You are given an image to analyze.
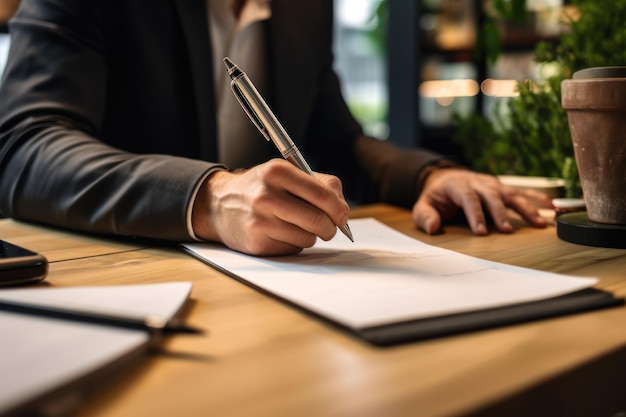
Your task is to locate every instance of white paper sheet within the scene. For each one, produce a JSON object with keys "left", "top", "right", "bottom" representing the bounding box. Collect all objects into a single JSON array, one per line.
[
  {"left": 0, "top": 282, "right": 193, "bottom": 416},
  {"left": 183, "top": 218, "right": 596, "bottom": 329}
]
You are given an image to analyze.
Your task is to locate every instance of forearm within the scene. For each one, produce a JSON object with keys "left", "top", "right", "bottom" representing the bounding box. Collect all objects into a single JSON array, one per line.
[
  {"left": 0, "top": 116, "right": 219, "bottom": 241},
  {"left": 354, "top": 135, "right": 452, "bottom": 207}
]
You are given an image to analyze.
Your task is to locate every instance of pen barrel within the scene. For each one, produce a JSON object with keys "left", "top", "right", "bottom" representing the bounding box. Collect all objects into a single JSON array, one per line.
[
  {"left": 233, "top": 74, "right": 300, "bottom": 158},
  {"left": 284, "top": 146, "right": 314, "bottom": 176}
]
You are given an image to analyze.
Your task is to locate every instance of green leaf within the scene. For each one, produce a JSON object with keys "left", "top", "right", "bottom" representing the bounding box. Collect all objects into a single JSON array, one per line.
[{"left": 482, "top": 20, "right": 502, "bottom": 65}]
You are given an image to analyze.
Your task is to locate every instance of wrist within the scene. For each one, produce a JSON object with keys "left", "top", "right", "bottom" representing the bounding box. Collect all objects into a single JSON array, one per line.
[
  {"left": 191, "top": 169, "right": 230, "bottom": 241},
  {"left": 416, "top": 159, "right": 464, "bottom": 194}
]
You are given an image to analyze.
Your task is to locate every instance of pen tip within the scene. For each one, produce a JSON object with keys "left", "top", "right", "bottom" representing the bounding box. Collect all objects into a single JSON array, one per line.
[
  {"left": 223, "top": 56, "right": 235, "bottom": 70},
  {"left": 341, "top": 224, "right": 354, "bottom": 242}
]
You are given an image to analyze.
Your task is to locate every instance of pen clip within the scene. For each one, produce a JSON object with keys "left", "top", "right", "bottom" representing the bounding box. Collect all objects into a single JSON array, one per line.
[{"left": 230, "top": 82, "right": 272, "bottom": 142}]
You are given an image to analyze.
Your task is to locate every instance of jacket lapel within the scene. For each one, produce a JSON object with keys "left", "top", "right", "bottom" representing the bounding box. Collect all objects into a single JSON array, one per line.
[
  {"left": 266, "top": 0, "right": 310, "bottom": 145},
  {"left": 267, "top": 0, "right": 331, "bottom": 146},
  {"left": 173, "top": 0, "right": 218, "bottom": 160}
]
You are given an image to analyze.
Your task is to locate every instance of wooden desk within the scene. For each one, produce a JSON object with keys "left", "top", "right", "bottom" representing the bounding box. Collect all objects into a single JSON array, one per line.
[{"left": 3, "top": 205, "right": 626, "bottom": 417}]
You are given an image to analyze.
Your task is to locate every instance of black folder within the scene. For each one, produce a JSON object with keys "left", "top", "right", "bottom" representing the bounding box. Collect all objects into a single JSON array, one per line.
[{"left": 356, "top": 287, "right": 623, "bottom": 346}]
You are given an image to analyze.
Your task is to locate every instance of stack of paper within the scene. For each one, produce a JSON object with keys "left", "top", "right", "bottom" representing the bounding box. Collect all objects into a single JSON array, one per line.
[{"left": 0, "top": 282, "right": 193, "bottom": 417}]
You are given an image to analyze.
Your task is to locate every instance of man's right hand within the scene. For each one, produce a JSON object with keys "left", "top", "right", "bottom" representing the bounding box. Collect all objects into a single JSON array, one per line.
[{"left": 191, "top": 159, "right": 350, "bottom": 256}]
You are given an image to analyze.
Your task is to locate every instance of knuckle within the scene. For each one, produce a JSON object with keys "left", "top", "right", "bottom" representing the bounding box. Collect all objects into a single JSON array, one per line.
[
  {"left": 260, "top": 159, "right": 290, "bottom": 177},
  {"left": 313, "top": 185, "right": 333, "bottom": 203},
  {"left": 325, "top": 175, "right": 343, "bottom": 191},
  {"left": 249, "top": 191, "right": 273, "bottom": 210}
]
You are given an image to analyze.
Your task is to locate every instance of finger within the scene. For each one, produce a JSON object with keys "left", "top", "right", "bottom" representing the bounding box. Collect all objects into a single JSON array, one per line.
[
  {"left": 237, "top": 180, "right": 338, "bottom": 243},
  {"left": 312, "top": 173, "right": 351, "bottom": 226},
  {"left": 476, "top": 180, "right": 551, "bottom": 232},
  {"left": 520, "top": 189, "right": 553, "bottom": 208},
  {"left": 454, "top": 189, "right": 488, "bottom": 235},
  {"left": 265, "top": 162, "right": 350, "bottom": 228},
  {"left": 244, "top": 161, "right": 342, "bottom": 242},
  {"left": 232, "top": 213, "right": 318, "bottom": 256},
  {"left": 475, "top": 187, "right": 514, "bottom": 233},
  {"left": 493, "top": 183, "right": 549, "bottom": 227},
  {"left": 296, "top": 174, "right": 350, "bottom": 227},
  {"left": 315, "top": 172, "right": 345, "bottom": 197},
  {"left": 270, "top": 192, "right": 339, "bottom": 241},
  {"left": 243, "top": 238, "right": 304, "bottom": 257},
  {"left": 412, "top": 198, "right": 442, "bottom": 234},
  {"left": 504, "top": 192, "right": 548, "bottom": 228},
  {"left": 262, "top": 224, "right": 318, "bottom": 254}
]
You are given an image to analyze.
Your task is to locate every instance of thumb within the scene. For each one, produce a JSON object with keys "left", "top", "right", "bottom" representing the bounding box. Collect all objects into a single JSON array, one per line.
[{"left": 412, "top": 199, "right": 442, "bottom": 234}]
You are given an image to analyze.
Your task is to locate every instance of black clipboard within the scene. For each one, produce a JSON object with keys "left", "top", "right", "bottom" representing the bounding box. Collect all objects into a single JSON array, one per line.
[
  {"left": 356, "top": 287, "right": 623, "bottom": 346},
  {"left": 182, "top": 246, "right": 625, "bottom": 347}
]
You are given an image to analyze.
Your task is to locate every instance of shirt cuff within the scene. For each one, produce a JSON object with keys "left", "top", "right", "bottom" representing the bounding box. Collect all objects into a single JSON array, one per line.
[{"left": 186, "top": 167, "right": 227, "bottom": 241}]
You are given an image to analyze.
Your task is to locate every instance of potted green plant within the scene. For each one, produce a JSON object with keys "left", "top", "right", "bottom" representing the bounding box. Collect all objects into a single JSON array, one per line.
[{"left": 454, "top": 0, "right": 626, "bottom": 198}]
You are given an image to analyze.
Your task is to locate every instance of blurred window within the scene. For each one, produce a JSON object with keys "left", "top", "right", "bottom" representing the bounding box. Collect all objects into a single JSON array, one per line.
[
  {"left": 0, "top": 33, "right": 9, "bottom": 78},
  {"left": 333, "top": 0, "right": 388, "bottom": 138}
]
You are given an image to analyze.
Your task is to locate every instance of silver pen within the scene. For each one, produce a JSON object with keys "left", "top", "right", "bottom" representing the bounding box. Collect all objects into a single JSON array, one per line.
[{"left": 223, "top": 57, "right": 353, "bottom": 242}]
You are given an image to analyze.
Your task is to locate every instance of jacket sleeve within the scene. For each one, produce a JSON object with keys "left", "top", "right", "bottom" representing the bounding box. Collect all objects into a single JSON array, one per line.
[
  {"left": 0, "top": 0, "right": 219, "bottom": 241},
  {"left": 353, "top": 136, "right": 451, "bottom": 207}
]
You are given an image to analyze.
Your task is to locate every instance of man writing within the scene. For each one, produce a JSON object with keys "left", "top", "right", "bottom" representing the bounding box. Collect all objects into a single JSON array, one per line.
[{"left": 0, "top": 0, "right": 549, "bottom": 256}]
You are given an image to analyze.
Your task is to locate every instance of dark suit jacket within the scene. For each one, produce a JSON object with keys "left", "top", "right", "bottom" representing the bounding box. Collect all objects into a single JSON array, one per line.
[{"left": 0, "top": 0, "right": 443, "bottom": 241}]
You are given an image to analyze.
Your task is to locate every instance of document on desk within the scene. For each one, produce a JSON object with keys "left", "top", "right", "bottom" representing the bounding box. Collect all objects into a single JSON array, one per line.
[
  {"left": 0, "top": 282, "right": 194, "bottom": 417},
  {"left": 183, "top": 218, "right": 623, "bottom": 345}
]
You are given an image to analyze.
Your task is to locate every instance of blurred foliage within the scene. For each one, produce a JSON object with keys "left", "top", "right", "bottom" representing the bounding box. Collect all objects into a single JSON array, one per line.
[
  {"left": 367, "top": 0, "right": 527, "bottom": 63},
  {"left": 455, "top": 0, "right": 626, "bottom": 198},
  {"left": 478, "top": 0, "right": 528, "bottom": 64}
]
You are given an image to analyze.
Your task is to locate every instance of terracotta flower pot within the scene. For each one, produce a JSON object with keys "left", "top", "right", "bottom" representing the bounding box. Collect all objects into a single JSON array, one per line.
[{"left": 561, "top": 67, "right": 626, "bottom": 224}]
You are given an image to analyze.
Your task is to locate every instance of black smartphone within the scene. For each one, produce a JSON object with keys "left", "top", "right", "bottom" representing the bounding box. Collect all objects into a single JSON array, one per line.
[{"left": 0, "top": 240, "right": 48, "bottom": 286}]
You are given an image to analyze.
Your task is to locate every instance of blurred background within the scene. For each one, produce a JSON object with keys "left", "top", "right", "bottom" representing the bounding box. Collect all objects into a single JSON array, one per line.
[
  {"left": 333, "top": 0, "right": 571, "bottom": 161},
  {"left": 0, "top": 0, "right": 14, "bottom": 78},
  {"left": 0, "top": 0, "right": 573, "bottom": 167}
]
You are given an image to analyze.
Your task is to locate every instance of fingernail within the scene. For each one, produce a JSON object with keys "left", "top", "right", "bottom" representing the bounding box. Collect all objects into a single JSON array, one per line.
[
  {"left": 501, "top": 220, "right": 513, "bottom": 232},
  {"left": 424, "top": 218, "right": 435, "bottom": 234},
  {"left": 475, "top": 222, "right": 487, "bottom": 234}
]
